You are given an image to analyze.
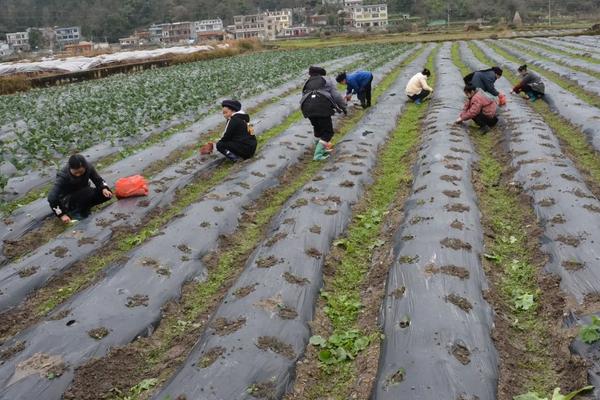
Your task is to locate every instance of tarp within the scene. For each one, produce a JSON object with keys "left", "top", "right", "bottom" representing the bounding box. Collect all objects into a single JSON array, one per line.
[
  {"left": 373, "top": 42, "right": 498, "bottom": 400},
  {"left": 0, "top": 45, "right": 228, "bottom": 76},
  {"left": 0, "top": 48, "right": 418, "bottom": 400},
  {"left": 153, "top": 45, "right": 432, "bottom": 400}
]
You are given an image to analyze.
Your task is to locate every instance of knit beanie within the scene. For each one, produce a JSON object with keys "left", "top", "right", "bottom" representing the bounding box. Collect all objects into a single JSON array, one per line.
[
  {"left": 309, "top": 66, "right": 327, "bottom": 76},
  {"left": 221, "top": 99, "right": 242, "bottom": 112}
]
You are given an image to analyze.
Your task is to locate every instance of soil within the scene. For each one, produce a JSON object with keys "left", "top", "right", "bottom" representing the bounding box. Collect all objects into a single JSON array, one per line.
[
  {"left": 562, "top": 260, "right": 586, "bottom": 271},
  {"left": 560, "top": 173, "right": 580, "bottom": 182},
  {"left": 77, "top": 237, "right": 97, "bottom": 246},
  {"left": 440, "top": 238, "right": 472, "bottom": 251},
  {"left": 212, "top": 317, "right": 246, "bottom": 336},
  {"left": 88, "top": 327, "right": 110, "bottom": 340},
  {"left": 450, "top": 147, "right": 471, "bottom": 154},
  {"left": 443, "top": 190, "right": 461, "bottom": 198},
  {"left": 445, "top": 203, "right": 470, "bottom": 213},
  {"left": 125, "top": 294, "right": 149, "bottom": 308},
  {"left": 291, "top": 198, "right": 308, "bottom": 208},
  {"left": 409, "top": 215, "right": 433, "bottom": 225},
  {"left": 304, "top": 186, "right": 319, "bottom": 193},
  {"left": 556, "top": 235, "right": 582, "bottom": 247},
  {"left": 445, "top": 163, "right": 463, "bottom": 171},
  {"left": 283, "top": 272, "right": 309, "bottom": 286},
  {"left": 530, "top": 184, "right": 551, "bottom": 191},
  {"left": 538, "top": 198, "right": 556, "bottom": 207},
  {"left": 256, "top": 256, "right": 281, "bottom": 268},
  {"left": 446, "top": 294, "right": 473, "bottom": 312},
  {"left": 451, "top": 342, "right": 471, "bottom": 365},
  {"left": 583, "top": 204, "right": 600, "bottom": 213},
  {"left": 265, "top": 232, "right": 288, "bottom": 247},
  {"left": 177, "top": 244, "right": 191, "bottom": 254},
  {"left": 213, "top": 206, "right": 224, "bottom": 212},
  {"left": 451, "top": 219, "right": 465, "bottom": 230},
  {"left": 0, "top": 340, "right": 26, "bottom": 361},
  {"left": 233, "top": 284, "right": 258, "bottom": 298},
  {"left": 256, "top": 336, "right": 295, "bottom": 359},
  {"left": 198, "top": 346, "right": 225, "bottom": 368},
  {"left": 13, "top": 352, "right": 66, "bottom": 382},
  {"left": 309, "top": 225, "right": 321, "bottom": 234},
  {"left": 349, "top": 170, "right": 363, "bottom": 176},
  {"left": 305, "top": 248, "right": 322, "bottom": 259},
  {"left": 324, "top": 209, "right": 338, "bottom": 215},
  {"left": 3, "top": 219, "right": 65, "bottom": 261},
  {"left": 247, "top": 381, "right": 277, "bottom": 400},
  {"left": 278, "top": 306, "right": 298, "bottom": 320},
  {"left": 49, "top": 246, "right": 69, "bottom": 258},
  {"left": 398, "top": 255, "right": 419, "bottom": 264},
  {"left": 425, "top": 264, "right": 470, "bottom": 280},
  {"left": 440, "top": 175, "right": 461, "bottom": 184},
  {"left": 18, "top": 266, "right": 39, "bottom": 278},
  {"left": 551, "top": 214, "right": 567, "bottom": 224}
]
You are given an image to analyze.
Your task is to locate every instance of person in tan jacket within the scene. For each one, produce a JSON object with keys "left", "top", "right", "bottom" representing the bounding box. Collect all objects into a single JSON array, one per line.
[{"left": 405, "top": 68, "right": 433, "bottom": 104}]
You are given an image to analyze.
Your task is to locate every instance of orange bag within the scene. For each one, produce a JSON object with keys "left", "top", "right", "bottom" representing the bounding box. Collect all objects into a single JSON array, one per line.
[
  {"left": 115, "top": 175, "right": 149, "bottom": 199},
  {"left": 498, "top": 92, "right": 507, "bottom": 107}
]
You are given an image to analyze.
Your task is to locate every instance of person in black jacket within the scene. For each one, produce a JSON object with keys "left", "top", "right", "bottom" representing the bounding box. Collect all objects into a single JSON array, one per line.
[
  {"left": 300, "top": 66, "right": 347, "bottom": 161},
  {"left": 48, "top": 154, "right": 112, "bottom": 223},
  {"left": 201, "top": 100, "right": 257, "bottom": 162}
]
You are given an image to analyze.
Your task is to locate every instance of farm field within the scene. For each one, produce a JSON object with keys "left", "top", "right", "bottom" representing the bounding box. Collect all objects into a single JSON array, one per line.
[{"left": 1, "top": 33, "right": 600, "bottom": 400}]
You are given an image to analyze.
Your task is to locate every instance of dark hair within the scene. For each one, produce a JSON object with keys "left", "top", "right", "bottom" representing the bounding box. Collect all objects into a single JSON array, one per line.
[
  {"left": 221, "top": 99, "right": 242, "bottom": 112},
  {"left": 309, "top": 66, "right": 327, "bottom": 76},
  {"left": 68, "top": 154, "right": 87, "bottom": 169},
  {"left": 492, "top": 66, "right": 503, "bottom": 76},
  {"left": 422, "top": 68, "right": 431, "bottom": 77},
  {"left": 518, "top": 64, "right": 528, "bottom": 72},
  {"left": 335, "top": 72, "right": 347, "bottom": 83},
  {"left": 463, "top": 84, "right": 477, "bottom": 93}
]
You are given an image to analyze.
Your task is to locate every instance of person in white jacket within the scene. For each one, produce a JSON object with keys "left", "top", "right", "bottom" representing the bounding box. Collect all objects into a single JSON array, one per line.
[{"left": 405, "top": 68, "right": 433, "bottom": 104}]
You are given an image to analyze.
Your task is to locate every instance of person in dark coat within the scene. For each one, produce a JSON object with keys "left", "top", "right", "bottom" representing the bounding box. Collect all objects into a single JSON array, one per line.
[
  {"left": 300, "top": 66, "right": 347, "bottom": 160},
  {"left": 200, "top": 100, "right": 257, "bottom": 162},
  {"left": 48, "top": 154, "right": 112, "bottom": 223},
  {"left": 464, "top": 66, "right": 503, "bottom": 97},
  {"left": 511, "top": 64, "right": 545, "bottom": 101},
  {"left": 336, "top": 70, "right": 374, "bottom": 108}
]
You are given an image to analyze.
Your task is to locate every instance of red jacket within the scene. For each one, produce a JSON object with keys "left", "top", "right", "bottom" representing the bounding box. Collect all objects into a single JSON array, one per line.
[{"left": 460, "top": 90, "right": 497, "bottom": 121}]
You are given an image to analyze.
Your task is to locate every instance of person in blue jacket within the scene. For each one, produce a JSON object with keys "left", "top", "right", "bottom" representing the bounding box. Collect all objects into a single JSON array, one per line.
[
  {"left": 464, "top": 66, "right": 503, "bottom": 98},
  {"left": 336, "top": 70, "right": 374, "bottom": 109}
]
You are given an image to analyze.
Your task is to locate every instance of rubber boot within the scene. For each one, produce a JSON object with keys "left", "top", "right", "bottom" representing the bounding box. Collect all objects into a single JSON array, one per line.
[
  {"left": 224, "top": 150, "right": 241, "bottom": 162},
  {"left": 313, "top": 141, "right": 330, "bottom": 161}
]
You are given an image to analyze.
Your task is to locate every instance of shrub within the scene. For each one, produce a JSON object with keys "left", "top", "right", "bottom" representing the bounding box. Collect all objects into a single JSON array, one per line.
[{"left": 0, "top": 76, "right": 32, "bottom": 95}]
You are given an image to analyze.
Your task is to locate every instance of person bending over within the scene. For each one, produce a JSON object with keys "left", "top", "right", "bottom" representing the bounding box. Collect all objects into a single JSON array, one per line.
[
  {"left": 405, "top": 68, "right": 433, "bottom": 104},
  {"left": 455, "top": 84, "right": 499, "bottom": 133},
  {"left": 511, "top": 64, "right": 545, "bottom": 101},
  {"left": 48, "top": 154, "right": 112, "bottom": 223},
  {"left": 336, "top": 70, "right": 373, "bottom": 109},
  {"left": 301, "top": 66, "right": 347, "bottom": 160},
  {"left": 464, "top": 66, "right": 503, "bottom": 98}
]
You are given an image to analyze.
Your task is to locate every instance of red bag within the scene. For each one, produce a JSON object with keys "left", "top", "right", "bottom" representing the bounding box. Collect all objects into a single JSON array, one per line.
[
  {"left": 115, "top": 175, "right": 149, "bottom": 199},
  {"left": 498, "top": 92, "right": 507, "bottom": 107}
]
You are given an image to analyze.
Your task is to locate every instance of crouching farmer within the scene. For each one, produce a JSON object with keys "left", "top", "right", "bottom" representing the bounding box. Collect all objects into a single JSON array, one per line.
[
  {"left": 48, "top": 154, "right": 112, "bottom": 223},
  {"left": 455, "top": 84, "right": 498, "bottom": 133},
  {"left": 405, "top": 68, "right": 433, "bottom": 104},
  {"left": 201, "top": 100, "right": 257, "bottom": 162},
  {"left": 511, "top": 64, "right": 545, "bottom": 101},
  {"left": 300, "top": 66, "right": 347, "bottom": 161}
]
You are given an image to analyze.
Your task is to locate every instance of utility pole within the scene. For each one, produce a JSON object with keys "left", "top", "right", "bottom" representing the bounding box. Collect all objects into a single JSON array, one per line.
[
  {"left": 548, "top": 0, "right": 551, "bottom": 26},
  {"left": 447, "top": 0, "right": 450, "bottom": 28}
]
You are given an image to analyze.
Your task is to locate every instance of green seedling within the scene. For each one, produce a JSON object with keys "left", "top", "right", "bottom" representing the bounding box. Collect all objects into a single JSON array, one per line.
[
  {"left": 579, "top": 316, "right": 600, "bottom": 344},
  {"left": 514, "top": 385, "right": 593, "bottom": 400}
]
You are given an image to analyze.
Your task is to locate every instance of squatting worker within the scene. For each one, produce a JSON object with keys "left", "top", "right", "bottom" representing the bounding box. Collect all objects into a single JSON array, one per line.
[
  {"left": 454, "top": 84, "right": 499, "bottom": 134},
  {"left": 405, "top": 68, "right": 433, "bottom": 104},
  {"left": 511, "top": 64, "right": 545, "bottom": 101},
  {"left": 300, "top": 66, "right": 347, "bottom": 161},
  {"left": 48, "top": 154, "right": 112, "bottom": 223},
  {"left": 199, "top": 100, "right": 257, "bottom": 162},
  {"left": 336, "top": 70, "right": 374, "bottom": 109}
]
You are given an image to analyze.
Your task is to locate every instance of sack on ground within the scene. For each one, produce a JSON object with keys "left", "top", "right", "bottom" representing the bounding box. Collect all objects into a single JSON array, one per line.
[
  {"left": 115, "top": 175, "right": 149, "bottom": 199},
  {"left": 498, "top": 92, "right": 507, "bottom": 106}
]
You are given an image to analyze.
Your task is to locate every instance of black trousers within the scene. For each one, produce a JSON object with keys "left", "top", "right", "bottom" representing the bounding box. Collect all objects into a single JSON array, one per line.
[
  {"left": 408, "top": 89, "right": 431, "bottom": 102},
  {"left": 521, "top": 84, "right": 544, "bottom": 97},
  {"left": 357, "top": 77, "right": 373, "bottom": 107},
  {"left": 216, "top": 140, "right": 256, "bottom": 160},
  {"left": 63, "top": 187, "right": 110, "bottom": 217},
  {"left": 308, "top": 116, "right": 334, "bottom": 142},
  {"left": 473, "top": 113, "right": 498, "bottom": 128}
]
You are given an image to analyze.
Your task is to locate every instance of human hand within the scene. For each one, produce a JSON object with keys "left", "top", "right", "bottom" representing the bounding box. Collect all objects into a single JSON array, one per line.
[
  {"left": 345, "top": 95, "right": 352, "bottom": 101},
  {"left": 60, "top": 215, "right": 71, "bottom": 224},
  {"left": 454, "top": 118, "right": 463, "bottom": 124},
  {"left": 102, "top": 188, "right": 113, "bottom": 198}
]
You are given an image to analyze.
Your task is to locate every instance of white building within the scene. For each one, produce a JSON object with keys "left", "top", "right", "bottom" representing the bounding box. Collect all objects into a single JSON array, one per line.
[
  {"left": 6, "top": 31, "right": 30, "bottom": 52},
  {"left": 348, "top": 4, "right": 388, "bottom": 30},
  {"left": 344, "top": 0, "right": 363, "bottom": 7},
  {"left": 149, "top": 24, "right": 166, "bottom": 44},
  {"left": 194, "top": 19, "right": 224, "bottom": 33},
  {"left": 0, "top": 41, "right": 13, "bottom": 56},
  {"left": 233, "top": 9, "right": 292, "bottom": 40},
  {"left": 55, "top": 26, "right": 81, "bottom": 45}
]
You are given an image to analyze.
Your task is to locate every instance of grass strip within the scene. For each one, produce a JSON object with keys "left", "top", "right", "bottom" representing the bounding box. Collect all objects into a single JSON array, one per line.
[
  {"left": 292, "top": 47, "right": 436, "bottom": 400},
  {"left": 454, "top": 43, "right": 583, "bottom": 397},
  {"left": 469, "top": 42, "right": 600, "bottom": 194},
  {"left": 482, "top": 41, "right": 600, "bottom": 109},
  {"left": 71, "top": 55, "right": 418, "bottom": 400}
]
